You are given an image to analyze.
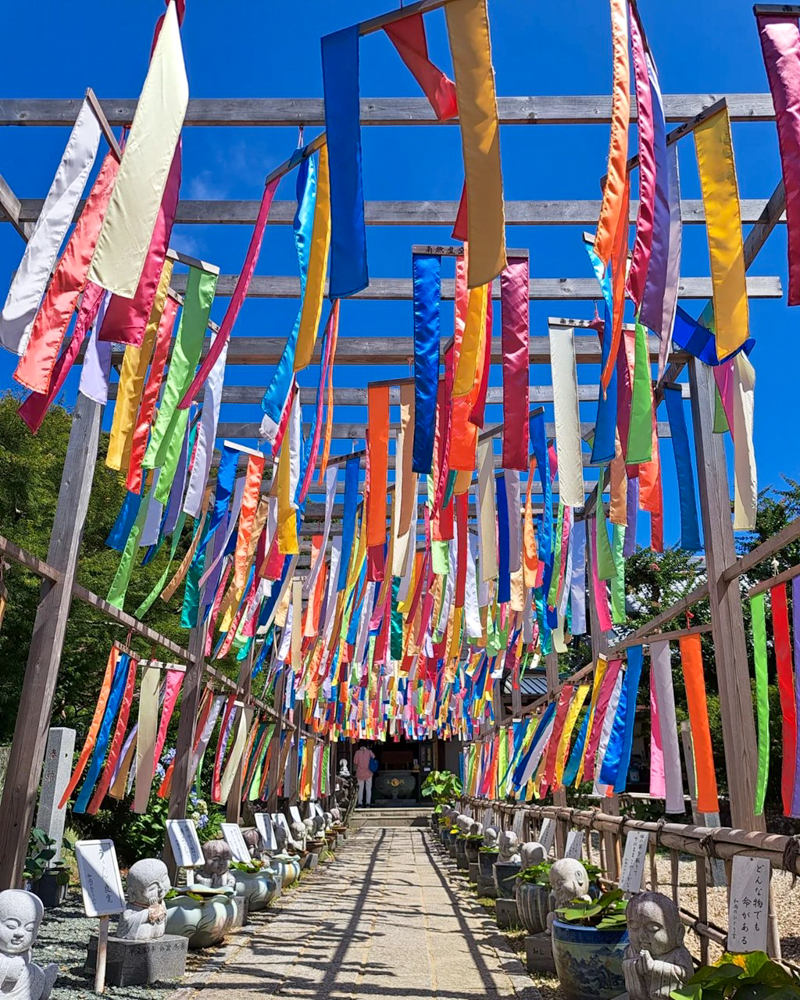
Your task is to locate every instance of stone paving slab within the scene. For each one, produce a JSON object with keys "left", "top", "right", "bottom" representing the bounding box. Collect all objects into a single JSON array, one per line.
[{"left": 171, "top": 828, "right": 542, "bottom": 1000}]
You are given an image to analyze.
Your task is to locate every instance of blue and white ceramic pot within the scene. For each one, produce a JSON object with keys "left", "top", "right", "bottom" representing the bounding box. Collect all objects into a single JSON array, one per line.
[{"left": 550, "top": 919, "right": 628, "bottom": 1000}]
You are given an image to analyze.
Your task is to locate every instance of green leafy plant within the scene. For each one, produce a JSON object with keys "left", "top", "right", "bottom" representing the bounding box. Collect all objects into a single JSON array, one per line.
[
  {"left": 517, "top": 860, "right": 603, "bottom": 889},
  {"left": 556, "top": 888, "right": 628, "bottom": 930},
  {"left": 672, "top": 952, "right": 800, "bottom": 1000},
  {"left": 421, "top": 771, "right": 463, "bottom": 811},
  {"left": 230, "top": 859, "right": 265, "bottom": 874},
  {"left": 23, "top": 828, "right": 69, "bottom": 885},
  {"left": 479, "top": 844, "right": 499, "bottom": 853}
]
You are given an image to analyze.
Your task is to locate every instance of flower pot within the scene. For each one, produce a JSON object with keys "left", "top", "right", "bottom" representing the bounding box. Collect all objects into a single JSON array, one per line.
[
  {"left": 233, "top": 872, "right": 278, "bottom": 912},
  {"left": 270, "top": 857, "right": 301, "bottom": 887},
  {"left": 31, "top": 870, "right": 69, "bottom": 909},
  {"left": 493, "top": 861, "right": 520, "bottom": 900},
  {"left": 550, "top": 919, "right": 628, "bottom": 1000},
  {"left": 165, "top": 892, "right": 237, "bottom": 949},
  {"left": 465, "top": 840, "right": 480, "bottom": 864},
  {"left": 455, "top": 839, "right": 469, "bottom": 870},
  {"left": 515, "top": 882, "right": 551, "bottom": 935}
]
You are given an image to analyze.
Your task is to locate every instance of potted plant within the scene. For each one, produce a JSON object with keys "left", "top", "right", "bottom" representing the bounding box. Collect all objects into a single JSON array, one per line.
[
  {"left": 229, "top": 859, "right": 280, "bottom": 912},
  {"left": 671, "top": 951, "right": 800, "bottom": 999},
  {"left": 25, "top": 829, "right": 70, "bottom": 909},
  {"left": 421, "top": 771, "right": 463, "bottom": 832},
  {"left": 464, "top": 832, "right": 483, "bottom": 865},
  {"left": 517, "top": 861, "right": 603, "bottom": 936},
  {"left": 551, "top": 889, "right": 629, "bottom": 1000},
  {"left": 164, "top": 885, "right": 237, "bottom": 949},
  {"left": 477, "top": 843, "right": 499, "bottom": 898}
]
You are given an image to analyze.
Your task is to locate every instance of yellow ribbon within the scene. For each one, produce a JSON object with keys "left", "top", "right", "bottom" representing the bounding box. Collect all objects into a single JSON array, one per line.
[
  {"left": 294, "top": 144, "right": 332, "bottom": 371},
  {"left": 575, "top": 658, "right": 610, "bottom": 785},
  {"left": 694, "top": 106, "right": 749, "bottom": 360},
  {"left": 107, "top": 260, "right": 173, "bottom": 471},
  {"left": 445, "top": 0, "right": 506, "bottom": 287},
  {"left": 554, "top": 684, "right": 591, "bottom": 788},
  {"left": 453, "top": 283, "right": 488, "bottom": 396}
]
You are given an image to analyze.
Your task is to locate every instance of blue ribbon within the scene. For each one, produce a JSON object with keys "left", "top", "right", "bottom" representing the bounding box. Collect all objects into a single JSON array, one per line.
[
  {"left": 598, "top": 675, "right": 629, "bottom": 787},
  {"left": 106, "top": 490, "right": 142, "bottom": 551},
  {"left": 614, "top": 645, "right": 644, "bottom": 793},
  {"left": 511, "top": 702, "right": 556, "bottom": 790},
  {"left": 672, "top": 306, "right": 755, "bottom": 367},
  {"left": 339, "top": 455, "right": 361, "bottom": 591},
  {"left": 529, "top": 412, "right": 552, "bottom": 557},
  {"left": 73, "top": 653, "right": 130, "bottom": 813},
  {"left": 261, "top": 152, "right": 317, "bottom": 427},
  {"left": 412, "top": 253, "right": 442, "bottom": 474},
  {"left": 322, "top": 25, "right": 368, "bottom": 299},
  {"left": 182, "top": 516, "right": 212, "bottom": 628},
  {"left": 496, "top": 472, "right": 511, "bottom": 604},
  {"left": 210, "top": 444, "right": 240, "bottom": 536},
  {"left": 563, "top": 704, "right": 592, "bottom": 788},
  {"left": 664, "top": 386, "right": 702, "bottom": 551},
  {"left": 585, "top": 243, "right": 617, "bottom": 465}
]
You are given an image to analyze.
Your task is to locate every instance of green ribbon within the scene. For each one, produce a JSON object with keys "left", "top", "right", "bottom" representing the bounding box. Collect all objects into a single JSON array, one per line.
[
  {"left": 750, "top": 593, "right": 770, "bottom": 816},
  {"left": 547, "top": 504, "right": 565, "bottom": 607},
  {"left": 627, "top": 320, "right": 654, "bottom": 464},
  {"left": 134, "top": 511, "right": 188, "bottom": 618},
  {"left": 144, "top": 266, "right": 218, "bottom": 475},
  {"left": 107, "top": 487, "right": 153, "bottom": 609},
  {"left": 181, "top": 516, "right": 212, "bottom": 627},
  {"left": 595, "top": 468, "right": 616, "bottom": 581},
  {"left": 610, "top": 524, "right": 626, "bottom": 624},
  {"left": 431, "top": 540, "right": 449, "bottom": 576},
  {"left": 390, "top": 577, "right": 403, "bottom": 660}
]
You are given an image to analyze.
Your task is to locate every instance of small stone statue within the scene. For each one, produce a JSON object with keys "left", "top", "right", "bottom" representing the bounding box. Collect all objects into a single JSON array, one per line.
[
  {"left": 482, "top": 827, "right": 499, "bottom": 850},
  {"left": 196, "top": 840, "right": 236, "bottom": 890},
  {"left": 117, "top": 859, "right": 170, "bottom": 941},
  {"left": 323, "top": 811, "right": 333, "bottom": 830},
  {"left": 497, "top": 831, "right": 521, "bottom": 864},
  {"left": 338, "top": 760, "right": 350, "bottom": 778},
  {"left": 456, "top": 814, "right": 472, "bottom": 836},
  {"left": 622, "top": 892, "right": 693, "bottom": 1000},
  {"left": 469, "top": 821, "right": 484, "bottom": 838},
  {"left": 244, "top": 829, "right": 267, "bottom": 861},
  {"left": 519, "top": 842, "right": 547, "bottom": 869},
  {"left": 547, "top": 858, "right": 591, "bottom": 933},
  {"left": 290, "top": 821, "right": 308, "bottom": 852},
  {"left": 330, "top": 807, "right": 342, "bottom": 824},
  {"left": 273, "top": 825, "right": 288, "bottom": 854},
  {"left": 0, "top": 890, "right": 58, "bottom": 999}
]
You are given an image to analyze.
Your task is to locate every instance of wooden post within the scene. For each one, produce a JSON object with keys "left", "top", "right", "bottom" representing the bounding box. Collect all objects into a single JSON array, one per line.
[
  {"left": 226, "top": 643, "right": 255, "bottom": 822},
  {"left": 266, "top": 669, "right": 287, "bottom": 812},
  {"left": 0, "top": 393, "right": 101, "bottom": 890},
  {"left": 545, "top": 649, "right": 567, "bottom": 854},
  {"left": 94, "top": 914, "right": 110, "bottom": 994},
  {"left": 168, "top": 619, "right": 209, "bottom": 822},
  {"left": 688, "top": 357, "right": 763, "bottom": 832}
]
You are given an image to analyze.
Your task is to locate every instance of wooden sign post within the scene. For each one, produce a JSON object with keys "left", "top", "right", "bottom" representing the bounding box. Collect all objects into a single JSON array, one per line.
[
  {"left": 221, "top": 822, "right": 251, "bottom": 864},
  {"left": 75, "top": 839, "right": 126, "bottom": 994},
  {"left": 564, "top": 830, "right": 584, "bottom": 861},
  {"left": 255, "top": 812, "right": 277, "bottom": 851},
  {"left": 619, "top": 830, "right": 651, "bottom": 894},
  {"left": 166, "top": 818, "right": 204, "bottom": 885}
]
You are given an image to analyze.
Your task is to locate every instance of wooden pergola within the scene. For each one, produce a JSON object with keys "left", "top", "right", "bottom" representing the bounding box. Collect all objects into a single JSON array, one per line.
[{"left": 0, "top": 64, "right": 788, "bottom": 891}]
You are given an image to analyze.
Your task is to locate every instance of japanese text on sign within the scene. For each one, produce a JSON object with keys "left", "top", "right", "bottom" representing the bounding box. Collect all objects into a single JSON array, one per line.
[
  {"left": 619, "top": 830, "right": 650, "bottom": 893},
  {"left": 728, "top": 856, "right": 769, "bottom": 953}
]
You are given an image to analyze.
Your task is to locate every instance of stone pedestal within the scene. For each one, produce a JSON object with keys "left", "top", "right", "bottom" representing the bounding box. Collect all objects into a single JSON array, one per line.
[
  {"left": 86, "top": 934, "right": 187, "bottom": 987},
  {"left": 303, "top": 852, "right": 320, "bottom": 870},
  {"left": 495, "top": 897, "right": 520, "bottom": 930},
  {"left": 468, "top": 862, "right": 479, "bottom": 884},
  {"left": 231, "top": 894, "right": 249, "bottom": 929},
  {"left": 524, "top": 932, "right": 556, "bottom": 974}
]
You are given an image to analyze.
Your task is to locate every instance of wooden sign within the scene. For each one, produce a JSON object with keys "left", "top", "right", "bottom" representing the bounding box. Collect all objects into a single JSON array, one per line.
[
  {"left": 75, "top": 840, "right": 125, "bottom": 918},
  {"left": 255, "top": 812, "right": 277, "bottom": 851},
  {"left": 312, "top": 802, "right": 325, "bottom": 818},
  {"left": 564, "top": 830, "right": 584, "bottom": 860},
  {"left": 221, "top": 822, "right": 251, "bottom": 864},
  {"left": 289, "top": 805, "right": 303, "bottom": 825},
  {"left": 512, "top": 809, "right": 526, "bottom": 838},
  {"left": 728, "top": 856, "right": 770, "bottom": 953},
  {"left": 619, "top": 830, "right": 651, "bottom": 893},
  {"left": 539, "top": 818, "right": 556, "bottom": 853},
  {"left": 272, "top": 812, "right": 290, "bottom": 835},
  {"left": 166, "top": 818, "right": 203, "bottom": 869}
]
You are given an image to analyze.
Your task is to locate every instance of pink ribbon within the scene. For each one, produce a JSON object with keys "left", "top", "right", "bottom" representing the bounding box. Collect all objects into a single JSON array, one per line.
[
  {"left": 152, "top": 668, "right": 185, "bottom": 767},
  {"left": 583, "top": 657, "right": 623, "bottom": 782},
  {"left": 500, "top": 257, "right": 529, "bottom": 468},
  {"left": 649, "top": 665, "right": 666, "bottom": 798},
  {"left": 625, "top": 12, "right": 656, "bottom": 307},
  {"left": 179, "top": 176, "right": 280, "bottom": 408}
]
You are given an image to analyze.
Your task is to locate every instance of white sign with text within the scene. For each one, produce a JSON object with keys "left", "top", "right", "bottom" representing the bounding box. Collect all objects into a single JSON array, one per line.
[
  {"left": 75, "top": 840, "right": 125, "bottom": 918},
  {"left": 166, "top": 818, "right": 204, "bottom": 869},
  {"left": 538, "top": 818, "right": 556, "bottom": 854},
  {"left": 619, "top": 830, "right": 650, "bottom": 893},
  {"left": 728, "top": 856, "right": 770, "bottom": 953},
  {"left": 255, "top": 812, "right": 277, "bottom": 851},
  {"left": 564, "top": 830, "right": 584, "bottom": 860},
  {"left": 221, "top": 823, "right": 251, "bottom": 864}
]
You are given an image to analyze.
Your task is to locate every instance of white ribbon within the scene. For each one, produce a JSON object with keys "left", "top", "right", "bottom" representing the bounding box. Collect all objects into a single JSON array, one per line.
[
  {"left": 650, "top": 639, "right": 684, "bottom": 813},
  {"left": 464, "top": 532, "right": 482, "bottom": 639},
  {"left": 184, "top": 328, "right": 230, "bottom": 517},
  {"left": 733, "top": 352, "right": 757, "bottom": 531},
  {"left": 0, "top": 97, "right": 101, "bottom": 354},
  {"left": 304, "top": 465, "right": 337, "bottom": 597},
  {"left": 549, "top": 324, "right": 584, "bottom": 508},
  {"left": 476, "top": 440, "right": 497, "bottom": 582}
]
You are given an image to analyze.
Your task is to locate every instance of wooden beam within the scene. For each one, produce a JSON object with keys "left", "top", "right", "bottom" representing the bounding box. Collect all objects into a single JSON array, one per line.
[
  {"left": 0, "top": 173, "right": 33, "bottom": 239},
  {"left": 215, "top": 420, "right": 672, "bottom": 441},
  {"left": 0, "top": 95, "right": 777, "bottom": 127},
  {"left": 166, "top": 274, "right": 782, "bottom": 300},
  {"left": 723, "top": 513, "right": 800, "bottom": 583},
  {"left": 100, "top": 334, "right": 691, "bottom": 368},
  {"left": 0, "top": 535, "right": 60, "bottom": 582},
  {"left": 0, "top": 393, "right": 102, "bottom": 889},
  {"left": 13, "top": 197, "right": 785, "bottom": 227},
  {"left": 688, "top": 355, "right": 762, "bottom": 832}
]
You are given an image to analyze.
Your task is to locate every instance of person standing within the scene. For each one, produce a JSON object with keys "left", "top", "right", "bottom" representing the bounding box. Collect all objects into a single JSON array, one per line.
[{"left": 353, "top": 743, "right": 376, "bottom": 807}]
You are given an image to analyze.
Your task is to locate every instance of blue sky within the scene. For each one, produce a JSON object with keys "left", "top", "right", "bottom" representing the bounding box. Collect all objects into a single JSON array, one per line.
[{"left": 0, "top": 0, "right": 795, "bottom": 549}]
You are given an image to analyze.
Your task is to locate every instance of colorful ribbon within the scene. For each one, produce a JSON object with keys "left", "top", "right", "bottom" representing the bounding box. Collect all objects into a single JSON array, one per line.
[
  {"left": 772, "top": 583, "right": 797, "bottom": 817},
  {"left": 664, "top": 385, "right": 702, "bottom": 550},
  {"left": 750, "top": 592, "right": 770, "bottom": 816},
  {"left": 412, "top": 253, "right": 442, "bottom": 474},
  {"left": 679, "top": 634, "right": 719, "bottom": 814}
]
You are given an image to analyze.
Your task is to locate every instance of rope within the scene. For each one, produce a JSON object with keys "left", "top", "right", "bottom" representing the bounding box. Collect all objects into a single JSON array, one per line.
[
  {"left": 654, "top": 818, "right": 666, "bottom": 849},
  {"left": 699, "top": 830, "right": 721, "bottom": 861}
]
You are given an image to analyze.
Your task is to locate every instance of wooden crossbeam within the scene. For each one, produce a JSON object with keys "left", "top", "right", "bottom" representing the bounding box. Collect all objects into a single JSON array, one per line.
[
  {"left": 12, "top": 197, "right": 785, "bottom": 227},
  {"left": 216, "top": 420, "right": 672, "bottom": 440},
  {"left": 108, "top": 382, "right": 690, "bottom": 405},
  {"left": 165, "top": 274, "right": 782, "bottom": 300},
  {"left": 100, "top": 333, "right": 690, "bottom": 367},
  {"left": 0, "top": 95, "right": 777, "bottom": 127},
  {"left": 0, "top": 173, "right": 33, "bottom": 240}
]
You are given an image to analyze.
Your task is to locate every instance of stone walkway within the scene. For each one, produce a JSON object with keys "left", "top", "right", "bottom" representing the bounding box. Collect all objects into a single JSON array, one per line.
[{"left": 174, "top": 828, "right": 541, "bottom": 1000}]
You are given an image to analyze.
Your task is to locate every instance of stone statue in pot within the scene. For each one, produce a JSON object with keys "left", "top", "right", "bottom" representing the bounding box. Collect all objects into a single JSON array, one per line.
[
  {"left": 469, "top": 821, "right": 484, "bottom": 839},
  {"left": 497, "top": 831, "right": 521, "bottom": 864},
  {"left": 196, "top": 840, "right": 236, "bottom": 890},
  {"left": 622, "top": 892, "right": 693, "bottom": 1000},
  {"left": 482, "top": 827, "right": 499, "bottom": 850},
  {"left": 547, "top": 858, "right": 591, "bottom": 934},
  {"left": 117, "top": 859, "right": 170, "bottom": 941},
  {"left": 0, "top": 890, "right": 58, "bottom": 1000},
  {"left": 519, "top": 842, "right": 546, "bottom": 869}
]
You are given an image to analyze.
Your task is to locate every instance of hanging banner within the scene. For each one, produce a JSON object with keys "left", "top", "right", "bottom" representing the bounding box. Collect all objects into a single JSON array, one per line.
[{"left": 549, "top": 324, "right": 584, "bottom": 507}]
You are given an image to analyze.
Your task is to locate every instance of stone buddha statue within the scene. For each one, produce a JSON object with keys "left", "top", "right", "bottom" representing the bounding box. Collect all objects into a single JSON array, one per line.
[
  {"left": 290, "top": 821, "right": 308, "bottom": 852},
  {"left": 196, "top": 840, "right": 236, "bottom": 890},
  {"left": 519, "top": 842, "right": 546, "bottom": 869},
  {"left": 482, "top": 827, "right": 499, "bottom": 849},
  {"left": 243, "top": 828, "right": 267, "bottom": 861},
  {"left": 497, "top": 831, "right": 521, "bottom": 864},
  {"left": 0, "top": 890, "right": 58, "bottom": 999},
  {"left": 622, "top": 892, "right": 693, "bottom": 1000},
  {"left": 117, "top": 859, "right": 170, "bottom": 941},
  {"left": 548, "top": 858, "right": 591, "bottom": 933},
  {"left": 469, "top": 821, "right": 484, "bottom": 838}
]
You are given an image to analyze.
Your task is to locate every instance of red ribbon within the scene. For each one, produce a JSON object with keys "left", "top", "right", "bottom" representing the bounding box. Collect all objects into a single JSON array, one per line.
[
  {"left": 87, "top": 655, "right": 138, "bottom": 814},
  {"left": 626, "top": 11, "right": 656, "bottom": 308},
  {"left": 384, "top": 14, "right": 458, "bottom": 122}
]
